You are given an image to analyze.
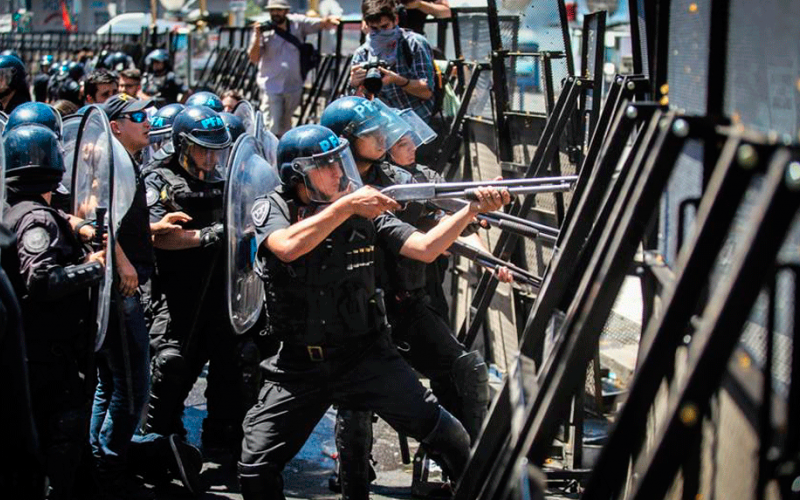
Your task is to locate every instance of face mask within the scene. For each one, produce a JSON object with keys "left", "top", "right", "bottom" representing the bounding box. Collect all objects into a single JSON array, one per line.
[{"left": 367, "top": 26, "right": 401, "bottom": 66}]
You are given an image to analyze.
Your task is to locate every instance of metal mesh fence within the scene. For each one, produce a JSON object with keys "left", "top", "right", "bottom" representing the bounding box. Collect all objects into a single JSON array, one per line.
[
  {"left": 724, "top": 0, "right": 800, "bottom": 137},
  {"left": 667, "top": 0, "right": 711, "bottom": 116}
]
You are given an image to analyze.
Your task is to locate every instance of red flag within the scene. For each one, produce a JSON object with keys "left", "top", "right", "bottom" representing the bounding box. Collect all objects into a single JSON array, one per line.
[{"left": 60, "top": 0, "right": 77, "bottom": 32}]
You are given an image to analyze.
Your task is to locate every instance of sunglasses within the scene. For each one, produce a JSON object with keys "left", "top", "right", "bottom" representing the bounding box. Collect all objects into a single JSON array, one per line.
[{"left": 121, "top": 111, "right": 148, "bottom": 123}]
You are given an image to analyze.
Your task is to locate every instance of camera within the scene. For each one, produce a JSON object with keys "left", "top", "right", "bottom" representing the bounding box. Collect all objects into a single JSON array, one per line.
[{"left": 362, "top": 55, "right": 388, "bottom": 95}]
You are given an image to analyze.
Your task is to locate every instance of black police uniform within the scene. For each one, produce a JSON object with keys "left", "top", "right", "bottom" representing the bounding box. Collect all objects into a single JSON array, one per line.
[
  {"left": 2, "top": 194, "right": 95, "bottom": 500},
  {"left": 0, "top": 226, "right": 40, "bottom": 497},
  {"left": 238, "top": 187, "right": 469, "bottom": 498},
  {"left": 142, "top": 153, "right": 252, "bottom": 445}
]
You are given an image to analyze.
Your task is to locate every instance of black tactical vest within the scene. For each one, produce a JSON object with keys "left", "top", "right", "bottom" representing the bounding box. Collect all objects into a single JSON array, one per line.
[
  {"left": 147, "top": 159, "right": 226, "bottom": 317},
  {"left": 262, "top": 193, "right": 378, "bottom": 345}
]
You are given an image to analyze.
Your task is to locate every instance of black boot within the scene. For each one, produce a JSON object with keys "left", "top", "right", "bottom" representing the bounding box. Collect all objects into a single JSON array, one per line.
[
  {"left": 237, "top": 462, "right": 286, "bottom": 500},
  {"left": 421, "top": 408, "right": 470, "bottom": 484}
]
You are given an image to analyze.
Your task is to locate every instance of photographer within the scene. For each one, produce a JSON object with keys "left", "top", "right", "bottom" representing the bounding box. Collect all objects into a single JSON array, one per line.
[
  {"left": 350, "top": 0, "right": 436, "bottom": 123},
  {"left": 248, "top": 0, "right": 339, "bottom": 137}
]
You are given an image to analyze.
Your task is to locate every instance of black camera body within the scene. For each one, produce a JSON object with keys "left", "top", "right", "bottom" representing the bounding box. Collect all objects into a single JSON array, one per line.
[{"left": 362, "top": 55, "right": 389, "bottom": 95}]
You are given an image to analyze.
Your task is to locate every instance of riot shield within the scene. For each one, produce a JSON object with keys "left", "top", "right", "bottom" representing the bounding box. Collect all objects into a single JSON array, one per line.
[
  {"left": 233, "top": 100, "right": 256, "bottom": 136},
  {"left": 224, "top": 134, "right": 280, "bottom": 334},
  {"left": 70, "top": 106, "right": 128, "bottom": 349},
  {"left": 59, "top": 115, "right": 82, "bottom": 203},
  {"left": 254, "top": 110, "right": 279, "bottom": 168}
]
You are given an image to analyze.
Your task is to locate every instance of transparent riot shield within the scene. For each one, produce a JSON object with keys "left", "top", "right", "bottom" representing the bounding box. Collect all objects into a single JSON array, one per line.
[
  {"left": 224, "top": 134, "right": 280, "bottom": 334},
  {"left": 254, "top": 110, "right": 279, "bottom": 168},
  {"left": 70, "top": 106, "right": 131, "bottom": 350},
  {"left": 233, "top": 100, "right": 256, "bottom": 136},
  {"left": 59, "top": 115, "right": 82, "bottom": 203}
]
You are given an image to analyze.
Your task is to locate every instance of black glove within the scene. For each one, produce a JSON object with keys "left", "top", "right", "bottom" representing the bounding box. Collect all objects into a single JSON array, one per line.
[{"left": 199, "top": 223, "right": 224, "bottom": 248}]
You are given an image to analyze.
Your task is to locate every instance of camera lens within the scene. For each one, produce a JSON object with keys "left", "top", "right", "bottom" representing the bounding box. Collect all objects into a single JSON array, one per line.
[{"left": 364, "top": 67, "right": 383, "bottom": 94}]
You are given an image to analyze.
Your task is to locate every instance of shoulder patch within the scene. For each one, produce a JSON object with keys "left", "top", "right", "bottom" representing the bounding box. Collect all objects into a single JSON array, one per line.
[
  {"left": 22, "top": 226, "right": 51, "bottom": 254},
  {"left": 146, "top": 186, "right": 160, "bottom": 207},
  {"left": 251, "top": 199, "right": 270, "bottom": 227}
]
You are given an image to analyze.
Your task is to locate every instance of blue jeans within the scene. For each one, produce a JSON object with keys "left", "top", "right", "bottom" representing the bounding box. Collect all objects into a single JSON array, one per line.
[{"left": 89, "top": 293, "right": 151, "bottom": 475}]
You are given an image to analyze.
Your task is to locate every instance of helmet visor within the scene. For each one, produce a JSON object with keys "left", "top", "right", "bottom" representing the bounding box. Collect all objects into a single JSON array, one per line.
[
  {"left": 0, "top": 67, "right": 15, "bottom": 91},
  {"left": 293, "top": 139, "right": 362, "bottom": 204},
  {"left": 367, "top": 99, "right": 412, "bottom": 150},
  {"left": 180, "top": 142, "right": 226, "bottom": 182},
  {"left": 398, "top": 108, "right": 437, "bottom": 146}
]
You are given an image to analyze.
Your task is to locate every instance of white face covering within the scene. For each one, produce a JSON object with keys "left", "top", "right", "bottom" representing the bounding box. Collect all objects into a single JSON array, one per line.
[{"left": 366, "top": 26, "right": 402, "bottom": 66}]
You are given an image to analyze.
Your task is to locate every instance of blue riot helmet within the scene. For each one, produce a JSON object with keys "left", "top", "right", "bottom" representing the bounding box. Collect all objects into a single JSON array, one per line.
[
  {"left": 219, "top": 112, "right": 246, "bottom": 143},
  {"left": 0, "top": 50, "right": 21, "bottom": 59},
  {"left": 145, "top": 103, "right": 184, "bottom": 162},
  {"left": 104, "top": 51, "right": 134, "bottom": 72},
  {"left": 41, "top": 54, "right": 54, "bottom": 70},
  {"left": 67, "top": 61, "right": 85, "bottom": 82},
  {"left": 5, "top": 102, "right": 63, "bottom": 139},
  {"left": 145, "top": 49, "right": 170, "bottom": 74},
  {"left": 0, "top": 55, "right": 27, "bottom": 94},
  {"left": 185, "top": 91, "right": 224, "bottom": 113},
  {"left": 171, "top": 106, "right": 232, "bottom": 182},
  {"left": 319, "top": 96, "right": 408, "bottom": 162},
  {"left": 276, "top": 124, "right": 362, "bottom": 203},
  {"left": 4, "top": 124, "right": 65, "bottom": 196}
]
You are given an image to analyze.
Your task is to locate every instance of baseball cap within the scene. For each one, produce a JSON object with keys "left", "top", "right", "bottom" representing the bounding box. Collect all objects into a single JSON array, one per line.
[{"left": 103, "top": 93, "right": 153, "bottom": 121}]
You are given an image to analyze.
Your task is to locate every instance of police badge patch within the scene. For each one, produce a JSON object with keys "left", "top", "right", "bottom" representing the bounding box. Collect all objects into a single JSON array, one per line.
[
  {"left": 22, "top": 227, "right": 51, "bottom": 254},
  {"left": 251, "top": 199, "right": 270, "bottom": 227},
  {"left": 146, "top": 186, "right": 160, "bottom": 207}
]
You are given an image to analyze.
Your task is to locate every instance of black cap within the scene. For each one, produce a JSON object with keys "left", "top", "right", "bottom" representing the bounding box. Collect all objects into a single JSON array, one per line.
[{"left": 103, "top": 93, "right": 152, "bottom": 121}]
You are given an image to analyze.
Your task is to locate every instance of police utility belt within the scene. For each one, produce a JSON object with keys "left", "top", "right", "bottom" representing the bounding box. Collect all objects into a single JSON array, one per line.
[{"left": 280, "top": 289, "right": 391, "bottom": 363}]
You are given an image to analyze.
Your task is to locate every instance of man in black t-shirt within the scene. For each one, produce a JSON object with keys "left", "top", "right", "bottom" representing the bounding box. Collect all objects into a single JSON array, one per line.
[{"left": 89, "top": 94, "right": 189, "bottom": 500}]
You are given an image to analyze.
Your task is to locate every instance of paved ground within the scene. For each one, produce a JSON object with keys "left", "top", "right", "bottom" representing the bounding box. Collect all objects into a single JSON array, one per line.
[{"left": 144, "top": 277, "right": 644, "bottom": 499}]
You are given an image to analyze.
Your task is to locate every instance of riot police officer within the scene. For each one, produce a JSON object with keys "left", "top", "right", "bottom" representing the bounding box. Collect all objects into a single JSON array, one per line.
[
  {"left": 185, "top": 91, "right": 224, "bottom": 113},
  {"left": 144, "top": 103, "right": 184, "bottom": 164},
  {"left": 0, "top": 54, "right": 31, "bottom": 114},
  {"left": 4, "top": 102, "right": 62, "bottom": 139},
  {"left": 238, "top": 123, "right": 510, "bottom": 498},
  {"left": 320, "top": 96, "right": 496, "bottom": 498},
  {"left": 141, "top": 49, "right": 186, "bottom": 107},
  {"left": 220, "top": 112, "right": 247, "bottom": 144},
  {"left": 2, "top": 124, "right": 106, "bottom": 499},
  {"left": 142, "top": 105, "right": 250, "bottom": 470}
]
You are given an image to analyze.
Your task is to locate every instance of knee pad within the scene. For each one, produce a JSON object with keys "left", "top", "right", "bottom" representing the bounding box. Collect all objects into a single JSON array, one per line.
[
  {"left": 152, "top": 344, "right": 187, "bottom": 384},
  {"left": 452, "top": 350, "right": 490, "bottom": 440},
  {"left": 452, "top": 351, "right": 490, "bottom": 405}
]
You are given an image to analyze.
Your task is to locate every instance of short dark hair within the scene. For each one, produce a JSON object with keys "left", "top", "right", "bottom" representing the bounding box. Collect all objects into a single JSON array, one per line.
[
  {"left": 52, "top": 99, "right": 79, "bottom": 117},
  {"left": 221, "top": 89, "right": 243, "bottom": 101},
  {"left": 85, "top": 69, "right": 119, "bottom": 100},
  {"left": 362, "top": 0, "right": 396, "bottom": 22},
  {"left": 119, "top": 68, "right": 142, "bottom": 81}
]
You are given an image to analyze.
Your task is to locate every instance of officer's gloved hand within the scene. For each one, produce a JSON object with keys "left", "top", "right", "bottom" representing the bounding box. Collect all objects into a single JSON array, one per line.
[{"left": 199, "top": 223, "right": 224, "bottom": 248}]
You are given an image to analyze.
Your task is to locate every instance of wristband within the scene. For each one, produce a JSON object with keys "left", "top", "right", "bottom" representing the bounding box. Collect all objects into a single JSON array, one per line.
[{"left": 399, "top": 78, "right": 411, "bottom": 88}]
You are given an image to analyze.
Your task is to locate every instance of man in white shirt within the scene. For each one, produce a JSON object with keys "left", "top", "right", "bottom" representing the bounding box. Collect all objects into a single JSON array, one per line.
[{"left": 248, "top": 0, "right": 339, "bottom": 137}]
